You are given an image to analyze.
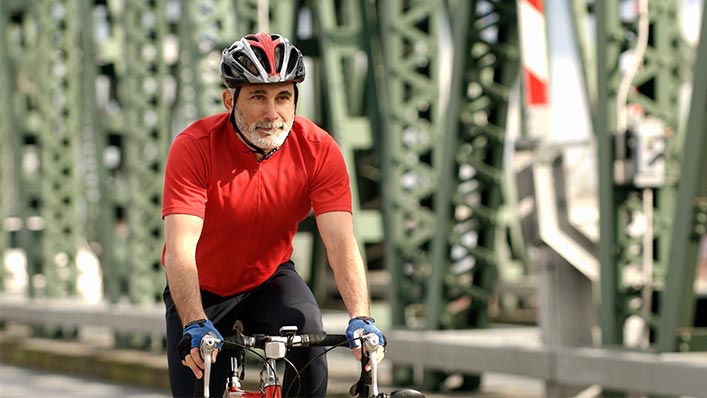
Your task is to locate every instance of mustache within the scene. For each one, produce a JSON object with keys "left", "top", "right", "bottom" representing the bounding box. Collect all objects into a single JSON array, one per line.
[{"left": 255, "top": 122, "right": 286, "bottom": 130}]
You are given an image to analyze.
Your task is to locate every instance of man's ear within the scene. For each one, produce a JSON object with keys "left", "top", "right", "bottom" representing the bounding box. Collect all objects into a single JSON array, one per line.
[{"left": 222, "top": 89, "right": 233, "bottom": 111}]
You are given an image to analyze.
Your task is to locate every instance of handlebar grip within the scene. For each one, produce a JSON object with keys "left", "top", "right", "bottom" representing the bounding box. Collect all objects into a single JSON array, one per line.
[
  {"left": 220, "top": 333, "right": 254, "bottom": 352},
  {"left": 302, "top": 333, "right": 349, "bottom": 347}
]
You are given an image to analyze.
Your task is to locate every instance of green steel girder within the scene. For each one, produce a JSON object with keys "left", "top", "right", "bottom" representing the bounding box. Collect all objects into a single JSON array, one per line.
[
  {"left": 37, "top": 0, "right": 83, "bottom": 297},
  {"left": 76, "top": 1, "right": 101, "bottom": 247},
  {"left": 92, "top": 0, "right": 127, "bottom": 303},
  {"left": 657, "top": 5, "right": 707, "bottom": 352},
  {"left": 569, "top": 0, "right": 598, "bottom": 126},
  {"left": 235, "top": 0, "right": 297, "bottom": 39},
  {"left": 2, "top": 4, "right": 45, "bottom": 297},
  {"left": 177, "top": 0, "right": 238, "bottom": 126},
  {"left": 0, "top": 1, "right": 12, "bottom": 289},
  {"left": 313, "top": 0, "right": 382, "bottom": 249},
  {"left": 596, "top": 0, "right": 697, "bottom": 347},
  {"left": 121, "top": 0, "right": 169, "bottom": 305},
  {"left": 380, "top": 0, "right": 444, "bottom": 329},
  {"left": 428, "top": 0, "right": 521, "bottom": 331}
]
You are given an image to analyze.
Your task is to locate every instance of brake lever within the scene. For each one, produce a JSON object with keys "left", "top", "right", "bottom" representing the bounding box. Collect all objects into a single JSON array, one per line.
[
  {"left": 200, "top": 333, "right": 221, "bottom": 398},
  {"left": 362, "top": 334, "right": 381, "bottom": 397}
]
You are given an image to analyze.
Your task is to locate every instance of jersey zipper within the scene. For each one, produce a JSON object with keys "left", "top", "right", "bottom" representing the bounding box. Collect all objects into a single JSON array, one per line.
[{"left": 254, "top": 162, "right": 262, "bottom": 235}]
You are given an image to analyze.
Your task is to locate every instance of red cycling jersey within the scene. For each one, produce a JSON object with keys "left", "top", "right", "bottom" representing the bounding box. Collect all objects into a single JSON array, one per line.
[{"left": 162, "top": 112, "right": 352, "bottom": 296}]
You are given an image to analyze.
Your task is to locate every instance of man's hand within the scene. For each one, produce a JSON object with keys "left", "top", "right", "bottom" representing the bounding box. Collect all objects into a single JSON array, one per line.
[
  {"left": 346, "top": 316, "right": 386, "bottom": 371},
  {"left": 177, "top": 319, "right": 223, "bottom": 378}
]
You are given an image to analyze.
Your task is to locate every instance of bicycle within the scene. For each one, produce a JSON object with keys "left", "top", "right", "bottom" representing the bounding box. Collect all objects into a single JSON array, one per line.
[{"left": 193, "top": 322, "right": 425, "bottom": 398}]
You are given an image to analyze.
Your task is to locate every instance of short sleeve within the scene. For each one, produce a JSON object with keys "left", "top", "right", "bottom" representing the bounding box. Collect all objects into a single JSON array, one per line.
[
  {"left": 162, "top": 134, "right": 209, "bottom": 219},
  {"left": 309, "top": 135, "right": 352, "bottom": 216}
]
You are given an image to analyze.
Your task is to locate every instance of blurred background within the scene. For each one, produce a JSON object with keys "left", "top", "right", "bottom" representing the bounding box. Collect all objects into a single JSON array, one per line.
[{"left": 1, "top": 0, "right": 706, "bottom": 397}]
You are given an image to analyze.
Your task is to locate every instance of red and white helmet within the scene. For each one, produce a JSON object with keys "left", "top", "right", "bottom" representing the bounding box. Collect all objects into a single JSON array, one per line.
[{"left": 221, "top": 33, "right": 305, "bottom": 87}]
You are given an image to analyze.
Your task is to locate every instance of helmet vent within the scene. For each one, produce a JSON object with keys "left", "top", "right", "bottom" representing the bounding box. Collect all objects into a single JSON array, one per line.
[
  {"left": 270, "top": 34, "right": 280, "bottom": 41},
  {"left": 286, "top": 48, "right": 298, "bottom": 74},
  {"left": 250, "top": 46, "right": 271, "bottom": 74},
  {"left": 245, "top": 35, "right": 259, "bottom": 42},
  {"left": 236, "top": 54, "right": 259, "bottom": 76},
  {"left": 274, "top": 44, "right": 284, "bottom": 72}
]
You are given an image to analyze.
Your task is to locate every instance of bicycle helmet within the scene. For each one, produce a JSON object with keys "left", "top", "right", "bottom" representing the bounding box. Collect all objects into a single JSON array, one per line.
[{"left": 221, "top": 32, "right": 305, "bottom": 87}]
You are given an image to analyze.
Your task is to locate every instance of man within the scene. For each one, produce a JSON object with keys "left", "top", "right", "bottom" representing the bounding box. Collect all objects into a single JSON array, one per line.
[{"left": 162, "top": 32, "right": 385, "bottom": 397}]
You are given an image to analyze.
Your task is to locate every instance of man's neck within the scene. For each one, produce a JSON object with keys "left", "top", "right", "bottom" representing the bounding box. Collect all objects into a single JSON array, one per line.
[{"left": 235, "top": 131, "right": 273, "bottom": 162}]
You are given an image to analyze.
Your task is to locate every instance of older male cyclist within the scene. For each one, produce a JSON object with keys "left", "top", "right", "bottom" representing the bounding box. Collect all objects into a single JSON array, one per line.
[{"left": 161, "top": 32, "right": 385, "bottom": 397}]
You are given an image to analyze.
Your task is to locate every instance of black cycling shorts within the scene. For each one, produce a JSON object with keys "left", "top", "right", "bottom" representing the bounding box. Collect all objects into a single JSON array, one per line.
[{"left": 164, "top": 261, "right": 327, "bottom": 398}]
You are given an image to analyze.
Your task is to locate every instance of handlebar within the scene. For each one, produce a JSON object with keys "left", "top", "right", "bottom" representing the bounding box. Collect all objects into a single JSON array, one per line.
[
  {"left": 220, "top": 332, "right": 349, "bottom": 352},
  {"left": 197, "top": 328, "right": 387, "bottom": 398}
]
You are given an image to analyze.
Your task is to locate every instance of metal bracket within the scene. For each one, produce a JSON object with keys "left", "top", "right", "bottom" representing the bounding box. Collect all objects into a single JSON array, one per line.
[{"left": 693, "top": 197, "right": 707, "bottom": 238}]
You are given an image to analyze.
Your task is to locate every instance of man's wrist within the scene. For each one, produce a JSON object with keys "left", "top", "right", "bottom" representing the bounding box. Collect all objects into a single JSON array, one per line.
[
  {"left": 350, "top": 315, "right": 375, "bottom": 323},
  {"left": 184, "top": 318, "right": 208, "bottom": 328}
]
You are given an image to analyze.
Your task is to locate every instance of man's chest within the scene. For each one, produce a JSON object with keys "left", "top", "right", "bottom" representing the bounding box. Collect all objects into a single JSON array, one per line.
[{"left": 206, "top": 157, "right": 312, "bottom": 227}]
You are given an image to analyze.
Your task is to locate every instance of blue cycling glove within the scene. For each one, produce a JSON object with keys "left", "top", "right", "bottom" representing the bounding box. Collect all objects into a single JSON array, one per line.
[
  {"left": 345, "top": 316, "right": 386, "bottom": 349},
  {"left": 178, "top": 319, "right": 224, "bottom": 359}
]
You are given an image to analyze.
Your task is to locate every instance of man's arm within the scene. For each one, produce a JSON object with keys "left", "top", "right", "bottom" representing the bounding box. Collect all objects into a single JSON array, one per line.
[
  {"left": 315, "top": 211, "right": 370, "bottom": 318},
  {"left": 164, "top": 213, "right": 218, "bottom": 378},
  {"left": 164, "top": 214, "right": 207, "bottom": 325},
  {"left": 316, "top": 211, "right": 385, "bottom": 368}
]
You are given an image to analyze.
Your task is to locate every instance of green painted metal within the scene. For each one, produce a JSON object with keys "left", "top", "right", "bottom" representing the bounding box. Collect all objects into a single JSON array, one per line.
[
  {"left": 428, "top": 0, "right": 521, "bottom": 332},
  {"left": 657, "top": 5, "right": 707, "bottom": 352},
  {"left": 568, "top": 0, "right": 597, "bottom": 129},
  {"left": 423, "top": 0, "right": 521, "bottom": 390},
  {"left": 380, "top": 0, "right": 445, "bottom": 330},
  {"left": 313, "top": 0, "right": 382, "bottom": 249},
  {"left": 93, "top": 0, "right": 125, "bottom": 304},
  {"left": 596, "top": 0, "right": 622, "bottom": 346},
  {"left": 596, "top": 0, "right": 698, "bottom": 348},
  {"left": 0, "top": 0, "right": 12, "bottom": 290},
  {"left": 674, "top": 328, "right": 707, "bottom": 352},
  {"left": 121, "top": 0, "right": 170, "bottom": 305},
  {"left": 177, "top": 0, "right": 237, "bottom": 127},
  {"left": 37, "top": 0, "right": 83, "bottom": 297},
  {"left": 235, "top": 0, "right": 297, "bottom": 39},
  {"left": 3, "top": 3, "right": 45, "bottom": 298},
  {"left": 75, "top": 1, "right": 101, "bottom": 248}
]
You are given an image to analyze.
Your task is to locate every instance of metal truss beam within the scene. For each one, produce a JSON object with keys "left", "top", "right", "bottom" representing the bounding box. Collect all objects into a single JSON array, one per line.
[
  {"left": 313, "top": 0, "right": 382, "bottom": 250},
  {"left": 380, "top": 0, "right": 445, "bottom": 329},
  {"left": 37, "top": 1, "right": 83, "bottom": 297},
  {"left": 235, "top": 0, "right": 297, "bottom": 39},
  {"left": 177, "top": 0, "right": 237, "bottom": 127},
  {"left": 121, "top": 0, "right": 170, "bottom": 304},
  {"left": 0, "top": 1, "right": 14, "bottom": 289},
  {"left": 428, "top": 0, "right": 522, "bottom": 332},
  {"left": 657, "top": 6, "right": 707, "bottom": 352},
  {"left": 2, "top": 3, "right": 45, "bottom": 298},
  {"left": 596, "top": 0, "right": 697, "bottom": 348}
]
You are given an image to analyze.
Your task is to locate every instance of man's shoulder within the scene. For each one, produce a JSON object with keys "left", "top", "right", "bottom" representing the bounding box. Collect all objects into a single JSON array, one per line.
[
  {"left": 292, "top": 115, "right": 332, "bottom": 144},
  {"left": 178, "top": 112, "right": 229, "bottom": 142}
]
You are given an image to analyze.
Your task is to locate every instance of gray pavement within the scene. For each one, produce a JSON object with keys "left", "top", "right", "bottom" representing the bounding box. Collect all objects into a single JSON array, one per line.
[{"left": 0, "top": 364, "right": 169, "bottom": 398}]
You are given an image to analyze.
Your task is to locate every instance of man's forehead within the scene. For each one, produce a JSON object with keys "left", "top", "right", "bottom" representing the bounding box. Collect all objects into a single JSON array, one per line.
[{"left": 242, "top": 83, "right": 293, "bottom": 94}]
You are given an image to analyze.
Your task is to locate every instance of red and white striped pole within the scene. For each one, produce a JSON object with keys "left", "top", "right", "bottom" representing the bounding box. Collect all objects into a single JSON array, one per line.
[{"left": 517, "top": 0, "right": 551, "bottom": 138}]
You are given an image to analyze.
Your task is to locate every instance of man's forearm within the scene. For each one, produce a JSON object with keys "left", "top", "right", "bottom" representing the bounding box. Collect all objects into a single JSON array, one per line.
[
  {"left": 164, "top": 253, "right": 206, "bottom": 327},
  {"left": 328, "top": 241, "right": 371, "bottom": 318}
]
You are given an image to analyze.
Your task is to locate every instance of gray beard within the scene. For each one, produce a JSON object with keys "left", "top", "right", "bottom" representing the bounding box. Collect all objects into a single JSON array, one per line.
[{"left": 233, "top": 108, "right": 293, "bottom": 151}]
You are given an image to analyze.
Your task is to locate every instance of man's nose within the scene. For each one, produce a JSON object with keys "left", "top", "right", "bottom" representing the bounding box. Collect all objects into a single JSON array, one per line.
[{"left": 262, "top": 101, "right": 279, "bottom": 120}]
